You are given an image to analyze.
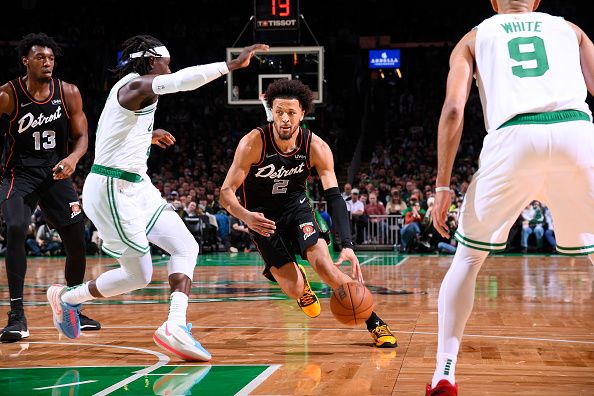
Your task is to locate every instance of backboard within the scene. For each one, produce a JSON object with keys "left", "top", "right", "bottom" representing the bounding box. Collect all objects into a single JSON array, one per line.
[{"left": 226, "top": 46, "right": 324, "bottom": 105}]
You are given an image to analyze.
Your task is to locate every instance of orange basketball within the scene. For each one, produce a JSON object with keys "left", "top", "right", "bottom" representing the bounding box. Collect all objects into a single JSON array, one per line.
[{"left": 330, "top": 282, "right": 374, "bottom": 326}]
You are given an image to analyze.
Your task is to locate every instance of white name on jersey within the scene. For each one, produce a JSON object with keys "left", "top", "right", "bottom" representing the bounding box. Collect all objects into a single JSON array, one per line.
[
  {"left": 255, "top": 163, "right": 305, "bottom": 179},
  {"left": 17, "top": 107, "right": 62, "bottom": 134}
]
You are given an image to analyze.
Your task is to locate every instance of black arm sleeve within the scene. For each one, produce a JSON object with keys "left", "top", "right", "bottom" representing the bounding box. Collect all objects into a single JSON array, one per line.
[{"left": 324, "top": 187, "right": 354, "bottom": 249}]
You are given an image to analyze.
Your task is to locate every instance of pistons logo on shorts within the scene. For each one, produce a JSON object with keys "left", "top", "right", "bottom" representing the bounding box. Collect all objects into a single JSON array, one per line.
[
  {"left": 69, "top": 201, "right": 82, "bottom": 218},
  {"left": 299, "top": 222, "right": 316, "bottom": 241}
]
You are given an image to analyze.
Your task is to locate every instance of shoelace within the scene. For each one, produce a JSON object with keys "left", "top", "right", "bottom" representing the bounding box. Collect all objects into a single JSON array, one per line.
[
  {"left": 372, "top": 325, "right": 392, "bottom": 338},
  {"left": 298, "top": 290, "right": 317, "bottom": 306}
]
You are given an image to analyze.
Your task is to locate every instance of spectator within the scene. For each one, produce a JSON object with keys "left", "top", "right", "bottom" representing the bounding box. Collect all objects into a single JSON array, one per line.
[
  {"left": 436, "top": 214, "right": 458, "bottom": 254},
  {"left": 341, "top": 183, "right": 352, "bottom": 201},
  {"left": 543, "top": 206, "right": 557, "bottom": 252},
  {"left": 25, "top": 224, "right": 42, "bottom": 256},
  {"left": 385, "top": 190, "right": 407, "bottom": 215},
  {"left": 377, "top": 182, "right": 391, "bottom": 205},
  {"left": 183, "top": 201, "right": 200, "bottom": 219},
  {"left": 205, "top": 192, "right": 221, "bottom": 214},
  {"left": 364, "top": 192, "right": 388, "bottom": 243},
  {"left": 346, "top": 188, "right": 366, "bottom": 244},
  {"left": 399, "top": 201, "right": 424, "bottom": 253},
  {"left": 228, "top": 215, "right": 253, "bottom": 253},
  {"left": 521, "top": 201, "right": 545, "bottom": 253},
  {"left": 36, "top": 224, "right": 62, "bottom": 256},
  {"left": 317, "top": 202, "right": 332, "bottom": 228}
]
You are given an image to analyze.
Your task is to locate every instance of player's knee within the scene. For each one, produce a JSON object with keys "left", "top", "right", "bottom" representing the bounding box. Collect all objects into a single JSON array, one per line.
[
  {"left": 173, "top": 234, "right": 199, "bottom": 259},
  {"left": 188, "top": 237, "right": 199, "bottom": 258},
  {"left": 129, "top": 267, "right": 153, "bottom": 288},
  {"left": 119, "top": 249, "right": 153, "bottom": 288}
]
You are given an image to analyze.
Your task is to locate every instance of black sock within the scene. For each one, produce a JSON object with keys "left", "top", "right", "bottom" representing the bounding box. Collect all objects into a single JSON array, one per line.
[
  {"left": 9, "top": 299, "right": 24, "bottom": 312},
  {"left": 365, "top": 311, "right": 385, "bottom": 330}
]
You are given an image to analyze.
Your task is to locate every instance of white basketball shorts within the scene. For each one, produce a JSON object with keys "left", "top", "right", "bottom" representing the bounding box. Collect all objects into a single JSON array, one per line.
[
  {"left": 456, "top": 114, "right": 594, "bottom": 256},
  {"left": 82, "top": 166, "right": 167, "bottom": 258}
]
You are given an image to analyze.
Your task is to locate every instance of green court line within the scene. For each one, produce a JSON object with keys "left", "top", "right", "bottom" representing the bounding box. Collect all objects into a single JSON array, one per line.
[{"left": 0, "top": 365, "right": 270, "bottom": 396}]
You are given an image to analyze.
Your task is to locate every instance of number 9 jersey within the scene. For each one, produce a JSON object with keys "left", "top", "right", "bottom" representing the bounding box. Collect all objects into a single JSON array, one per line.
[
  {"left": 4, "top": 77, "right": 68, "bottom": 169},
  {"left": 475, "top": 11, "right": 592, "bottom": 132}
]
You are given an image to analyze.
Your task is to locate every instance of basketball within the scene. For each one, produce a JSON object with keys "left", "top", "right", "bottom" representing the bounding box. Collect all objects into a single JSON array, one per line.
[{"left": 330, "top": 282, "right": 374, "bottom": 326}]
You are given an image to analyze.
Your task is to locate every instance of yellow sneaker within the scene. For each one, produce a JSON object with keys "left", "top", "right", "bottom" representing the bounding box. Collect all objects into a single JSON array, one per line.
[
  {"left": 369, "top": 323, "right": 397, "bottom": 348},
  {"left": 296, "top": 264, "right": 321, "bottom": 318}
]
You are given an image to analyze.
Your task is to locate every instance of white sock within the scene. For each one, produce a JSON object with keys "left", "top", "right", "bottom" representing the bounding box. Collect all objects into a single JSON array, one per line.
[
  {"left": 432, "top": 245, "right": 488, "bottom": 388},
  {"left": 61, "top": 282, "right": 95, "bottom": 305},
  {"left": 432, "top": 353, "right": 457, "bottom": 388},
  {"left": 167, "top": 291, "right": 188, "bottom": 325}
]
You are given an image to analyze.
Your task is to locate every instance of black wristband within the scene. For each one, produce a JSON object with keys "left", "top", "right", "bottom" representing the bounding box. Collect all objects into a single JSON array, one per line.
[{"left": 324, "top": 187, "right": 353, "bottom": 248}]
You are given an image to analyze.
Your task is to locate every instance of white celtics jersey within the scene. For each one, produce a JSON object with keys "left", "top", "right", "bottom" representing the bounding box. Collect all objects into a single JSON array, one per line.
[
  {"left": 475, "top": 12, "right": 591, "bottom": 132},
  {"left": 93, "top": 73, "right": 157, "bottom": 174}
]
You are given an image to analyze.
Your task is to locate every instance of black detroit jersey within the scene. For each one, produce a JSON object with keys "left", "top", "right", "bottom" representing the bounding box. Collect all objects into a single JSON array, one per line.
[
  {"left": 4, "top": 77, "right": 69, "bottom": 169},
  {"left": 242, "top": 123, "right": 312, "bottom": 219}
]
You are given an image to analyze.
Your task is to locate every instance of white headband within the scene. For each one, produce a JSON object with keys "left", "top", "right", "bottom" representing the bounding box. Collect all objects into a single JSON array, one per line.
[{"left": 129, "top": 46, "right": 170, "bottom": 59}]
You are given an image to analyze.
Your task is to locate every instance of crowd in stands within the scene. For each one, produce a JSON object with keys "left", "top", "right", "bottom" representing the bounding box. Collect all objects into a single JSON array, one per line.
[
  {"left": 0, "top": 46, "right": 560, "bottom": 258},
  {"left": 0, "top": 1, "right": 579, "bottom": 258}
]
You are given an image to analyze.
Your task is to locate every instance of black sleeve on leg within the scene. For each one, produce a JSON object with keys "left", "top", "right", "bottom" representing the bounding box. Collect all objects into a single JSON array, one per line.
[
  {"left": 57, "top": 221, "right": 87, "bottom": 287},
  {"left": 324, "top": 187, "right": 354, "bottom": 249}
]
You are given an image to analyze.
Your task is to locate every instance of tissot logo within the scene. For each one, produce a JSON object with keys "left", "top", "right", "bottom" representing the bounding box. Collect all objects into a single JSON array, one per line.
[
  {"left": 255, "top": 163, "right": 305, "bottom": 179},
  {"left": 257, "top": 19, "right": 297, "bottom": 28},
  {"left": 17, "top": 107, "right": 62, "bottom": 134}
]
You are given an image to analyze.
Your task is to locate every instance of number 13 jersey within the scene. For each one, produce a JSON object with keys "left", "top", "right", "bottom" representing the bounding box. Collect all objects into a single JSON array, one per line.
[
  {"left": 475, "top": 11, "right": 591, "bottom": 132},
  {"left": 5, "top": 77, "right": 68, "bottom": 169},
  {"left": 242, "top": 123, "right": 312, "bottom": 220}
]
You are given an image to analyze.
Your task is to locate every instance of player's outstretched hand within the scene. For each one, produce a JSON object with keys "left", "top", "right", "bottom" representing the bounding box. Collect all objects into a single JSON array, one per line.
[
  {"left": 245, "top": 211, "right": 276, "bottom": 237},
  {"left": 334, "top": 248, "right": 364, "bottom": 284},
  {"left": 228, "top": 44, "right": 270, "bottom": 71},
  {"left": 152, "top": 129, "right": 176, "bottom": 148}
]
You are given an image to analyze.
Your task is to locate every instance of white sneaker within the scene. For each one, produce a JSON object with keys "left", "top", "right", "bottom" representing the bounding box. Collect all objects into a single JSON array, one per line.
[
  {"left": 153, "top": 321, "right": 211, "bottom": 361},
  {"left": 47, "top": 284, "right": 81, "bottom": 339}
]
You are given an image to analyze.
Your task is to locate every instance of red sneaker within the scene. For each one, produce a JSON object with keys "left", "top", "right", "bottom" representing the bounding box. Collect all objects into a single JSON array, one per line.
[{"left": 425, "top": 380, "right": 458, "bottom": 396}]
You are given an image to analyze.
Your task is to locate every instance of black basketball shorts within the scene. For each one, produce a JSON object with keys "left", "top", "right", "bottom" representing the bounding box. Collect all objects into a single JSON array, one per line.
[
  {"left": 0, "top": 167, "right": 83, "bottom": 229},
  {"left": 250, "top": 201, "right": 329, "bottom": 282}
]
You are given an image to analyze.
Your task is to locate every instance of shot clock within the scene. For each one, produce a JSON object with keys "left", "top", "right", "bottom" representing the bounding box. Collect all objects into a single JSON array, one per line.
[{"left": 254, "top": 0, "right": 300, "bottom": 30}]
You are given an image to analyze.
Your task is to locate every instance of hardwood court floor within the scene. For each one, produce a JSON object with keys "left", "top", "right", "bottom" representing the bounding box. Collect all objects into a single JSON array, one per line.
[{"left": 0, "top": 252, "right": 593, "bottom": 395}]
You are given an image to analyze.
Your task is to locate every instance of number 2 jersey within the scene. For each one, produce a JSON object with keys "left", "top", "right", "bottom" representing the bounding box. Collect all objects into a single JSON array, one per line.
[
  {"left": 242, "top": 123, "right": 312, "bottom": 220},
  {"left": 474, "top": 11, "right": 592, "bottom": 132},
  {"left": 4, "top": 77, "right": 69, "bottom": 169}
]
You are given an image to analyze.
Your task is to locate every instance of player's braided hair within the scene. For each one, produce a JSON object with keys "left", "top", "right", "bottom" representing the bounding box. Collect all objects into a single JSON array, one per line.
[
  {"left": 16, "top": 32, "right": 62, "bottom": 60},
  {"left": 112, "top": 34, "right": 165, "bottom": 78},
  {"left": 265, "top": 79, "right": 314, "bottom": 114}
]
